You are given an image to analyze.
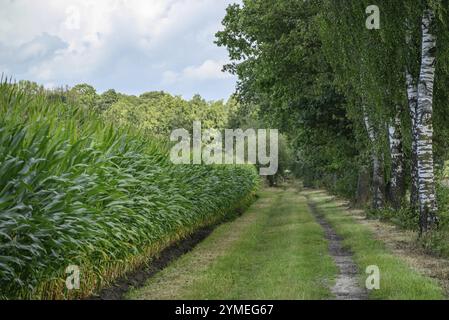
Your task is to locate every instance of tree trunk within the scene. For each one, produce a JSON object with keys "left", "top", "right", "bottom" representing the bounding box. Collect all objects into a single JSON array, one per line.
[
  {"left": 355, "top": 166, "right": 370, "bottom": 207},
  {"left": 416, "top": 9, "right": 438, "bottom": 233},
  {"left": 372, "top": 153, "right": 385, "bottom": 210},
  {"left": 363, "top": 109, "right": 385, "bottom": 210},
  {"left": 406, "top": 71, "right": 419, "bottom": 213},
  {"left": 388, "top": 108, "right": 405, "bottom": 209}
]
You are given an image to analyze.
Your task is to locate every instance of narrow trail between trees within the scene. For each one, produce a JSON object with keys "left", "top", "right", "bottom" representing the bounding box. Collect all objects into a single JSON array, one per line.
[
  {"left": 128, "top": 188, "right": 337, "bottom": 300},
  {"left": 307, "top": 200, "right": 367, "bottom": 300},
  {"left": 121, "top": 186, "right": 444, "bottom": 300}
]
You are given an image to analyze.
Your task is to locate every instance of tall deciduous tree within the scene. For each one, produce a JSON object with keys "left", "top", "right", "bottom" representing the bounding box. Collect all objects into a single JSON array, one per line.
[
  {"left": 216, "top": 0, "right": 358, "bottom": 197},
  {"left": 217, "top": 0, "right": 449, "bottom": 232},
  {"left": 416, "top": 8, "right": 438, "bottom": 232}
]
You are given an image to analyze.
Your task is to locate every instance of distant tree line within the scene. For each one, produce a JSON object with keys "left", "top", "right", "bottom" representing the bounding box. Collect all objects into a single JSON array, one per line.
[
  {"left": 13, "top": 79, "right": 293, "bottom": 185},
  {"left": 15, "top": 80, "right": 239, "bottom": 136}
]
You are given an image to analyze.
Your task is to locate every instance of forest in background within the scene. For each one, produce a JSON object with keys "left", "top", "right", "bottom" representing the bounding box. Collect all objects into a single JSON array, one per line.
[{"left": 15, "top": 80, "right": 238, "bottom": 134}]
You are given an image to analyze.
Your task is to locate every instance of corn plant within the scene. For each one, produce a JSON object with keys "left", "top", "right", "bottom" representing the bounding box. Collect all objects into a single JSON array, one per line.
[{"left": 0, "top": 81, "right": 260, "bottom": 299}]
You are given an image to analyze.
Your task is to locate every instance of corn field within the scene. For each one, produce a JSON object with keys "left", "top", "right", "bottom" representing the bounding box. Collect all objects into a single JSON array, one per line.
[{"left": 0, "top": 81, "right": 260, "bottom": 299}]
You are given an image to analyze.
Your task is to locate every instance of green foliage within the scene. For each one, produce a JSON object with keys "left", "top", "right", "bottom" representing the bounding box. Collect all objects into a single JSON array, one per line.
[
  {"left": 216, "top": 0, "right": 357, "bottom": 193},
  {"left": 418, "top": 230, "right": 449, "bottom": 258},
  {"left": 0, "top": 82, "right": 260, "bottom": 299},
  {"left": 103, "top": 91, "right": 237, "bottom": 137},
  {"left": 68, "top": 83, "right": 98, "bottom": 110},
  {"left": 96, "top": 89, "right": 119, "bottom": 113},
  {"left": 17, "top": 80, "right": 45, "bottom": 95},
  {"left": 217, "top": 0, "right": 449, "bottom": 215},
  {"left": 225, "top": 101, "right": 295, "bottom": 184},
  {"left": 366, "top": 207, "right": 419, "bottom": 230},
  {"left": 361, "top": 167, "right": 449, "bottom": 254}
]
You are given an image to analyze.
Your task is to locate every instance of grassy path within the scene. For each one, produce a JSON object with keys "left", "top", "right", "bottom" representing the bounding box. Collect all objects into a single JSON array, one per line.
[
  {"left": 128, "top": 188, "right": 336, "bottom": 299},
  {"left": 307, "top": 201, "right": 367, "bottom": 299},
  {"left": 304, "top": 190, "right": 445, "bottom": 300},
  {"left": 128, "top": 187, "right": 446, "bottom": 300}
]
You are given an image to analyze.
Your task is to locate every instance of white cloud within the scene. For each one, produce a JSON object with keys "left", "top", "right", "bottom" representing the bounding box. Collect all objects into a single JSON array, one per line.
[
  {"left": 64, "top": 6, "right": 81, "bottom": 30},
  {"left": 184, "top": 60, "right": 230, "bottom": 80},
  {"left": 164, "top": 59, "right": 230, "bottom": 84},
  {"left": 0, "top": 0, "right": 240, "bottom": 100}
]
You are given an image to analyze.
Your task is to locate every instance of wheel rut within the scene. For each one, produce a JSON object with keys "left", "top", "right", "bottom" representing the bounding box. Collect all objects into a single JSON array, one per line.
[{"left": 307, "top": 201, "right": 368, "bottom": 300}]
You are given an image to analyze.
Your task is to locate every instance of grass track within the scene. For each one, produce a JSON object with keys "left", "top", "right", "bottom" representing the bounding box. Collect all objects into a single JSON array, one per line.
[
  {"left": 128, "top": 187, "right": 446, "bottom": 300},
  {"left": 304, "top": 190, "right": 445, "bottom": 300},
  {"left": 128, "top": 188, "right": 336, "bottom": 300}
]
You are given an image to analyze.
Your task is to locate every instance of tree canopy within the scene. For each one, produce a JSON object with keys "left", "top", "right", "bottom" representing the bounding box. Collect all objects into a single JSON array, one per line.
[{"left": 217, "top": 0, "right": 449, "bottom": 233}]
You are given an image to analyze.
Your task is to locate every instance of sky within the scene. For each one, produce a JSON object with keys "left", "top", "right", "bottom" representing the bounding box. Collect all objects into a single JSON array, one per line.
[{"left": 0, "top": 0, "right": 241, "bottom": 101}]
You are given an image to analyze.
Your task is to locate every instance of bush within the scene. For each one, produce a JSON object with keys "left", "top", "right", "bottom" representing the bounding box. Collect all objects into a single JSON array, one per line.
[
  {"left": 418, "top": 231, "right": 449, "bottom": 258},
  {"left": 366, "top": 207, "right": 419, "bottom": 231},
  {"left": 0, "top": 82, "right": 260, "bottom": 299},
  {"left": 416, "top": 182, "right": 449, "bottom": 257}
]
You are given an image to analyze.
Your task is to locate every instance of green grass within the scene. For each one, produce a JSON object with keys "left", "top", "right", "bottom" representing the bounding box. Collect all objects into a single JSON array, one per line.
[
  {"left": 304, "top": 190, "right": 445, "bottom": 300},
  {"left": 129, "top": 188, "right": 337, "bottom": 300},
  {"left": 0, "top": 81, "right": 260, "bottom": 299}
]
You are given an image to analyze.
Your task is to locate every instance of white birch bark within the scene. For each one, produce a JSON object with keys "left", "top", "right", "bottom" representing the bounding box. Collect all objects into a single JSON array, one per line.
[
  {"left": 363, "top": 108, "right": 385, "bottom": 210},
  {"left": 416, "top": 9, "right": 438, "bottom": 232},
  {"left": 388, "top": 109, "right": 405, "bottom": 209},
  {"left": 406, "top": 71, "right": 419, "bottom": 212}
]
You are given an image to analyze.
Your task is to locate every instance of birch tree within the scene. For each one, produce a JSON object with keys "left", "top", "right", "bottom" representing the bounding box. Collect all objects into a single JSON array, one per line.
[
  {"left": 388, "top": 108, "right": 405, "bottom": 209},
  {"left": 406, "top": 70, "right": 420, "bottom": 213},
  {"left": 416, "top": 8, "right": 438, "bottom": 232},
  {"left": 364, "top": 108, "right": 385, "bottom": 209},
  {"left": 217, "top": 0, "right": 449, "bottom": 233}
]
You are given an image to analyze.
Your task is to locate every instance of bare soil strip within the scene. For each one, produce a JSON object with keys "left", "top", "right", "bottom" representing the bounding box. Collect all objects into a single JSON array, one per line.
[
  {"left": 127, "top": 198, "right": 266, "bottom": 300},
  {"left": 88, "top": 226, "right": 217, "bottom": 300},
  {"left": 307, "top": 201, "right": 368, "bottom": 300}
]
